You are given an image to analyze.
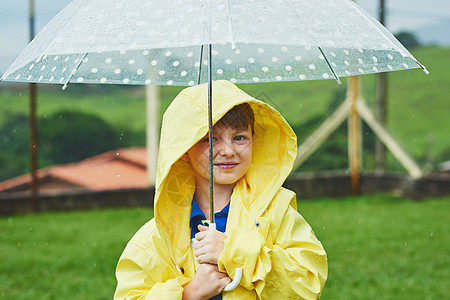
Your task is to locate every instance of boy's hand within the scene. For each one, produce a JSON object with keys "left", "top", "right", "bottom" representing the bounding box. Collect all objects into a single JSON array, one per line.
[
  {"left": 182, "top": 263, "right": 231, "bottom": 300},
  {"left": 194, "top": 224, "right": 226, "bottom": 265}
]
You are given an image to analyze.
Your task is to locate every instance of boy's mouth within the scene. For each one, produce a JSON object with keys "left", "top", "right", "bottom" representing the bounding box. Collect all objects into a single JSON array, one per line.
[{"left": 214, "top": 162, "right": 238, "bottom": 169}]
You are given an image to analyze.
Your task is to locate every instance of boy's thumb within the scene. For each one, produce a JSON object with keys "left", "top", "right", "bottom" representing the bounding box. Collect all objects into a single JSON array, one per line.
[{"left": 198, "top": 224, "right": 209, "bottom": 232}]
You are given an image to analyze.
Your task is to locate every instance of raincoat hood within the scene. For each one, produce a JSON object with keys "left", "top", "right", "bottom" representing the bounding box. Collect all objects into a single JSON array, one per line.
[{"left": 155, "top": 80, "right": 297, "bottom": 251}]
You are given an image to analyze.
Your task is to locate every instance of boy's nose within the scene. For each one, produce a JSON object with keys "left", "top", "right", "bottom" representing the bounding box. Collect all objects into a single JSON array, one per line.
[{"left": 217, "top": 141, "right": 236, "bottom": 156}]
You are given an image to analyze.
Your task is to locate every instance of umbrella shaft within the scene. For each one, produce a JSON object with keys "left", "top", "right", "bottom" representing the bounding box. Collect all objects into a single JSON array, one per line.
[{"left": 207, "top": 44, "right": 214, "bottom": 224}]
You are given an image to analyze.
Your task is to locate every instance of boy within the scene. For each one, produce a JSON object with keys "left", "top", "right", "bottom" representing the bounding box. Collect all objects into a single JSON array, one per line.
[{"left": 114, "top": 80, "right": 327, "bottom": 299}]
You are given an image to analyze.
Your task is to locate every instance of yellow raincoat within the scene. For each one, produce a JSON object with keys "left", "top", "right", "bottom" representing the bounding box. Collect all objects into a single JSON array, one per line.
[{"left": 114, "top": 80, "right": 327, "bottom": 299}]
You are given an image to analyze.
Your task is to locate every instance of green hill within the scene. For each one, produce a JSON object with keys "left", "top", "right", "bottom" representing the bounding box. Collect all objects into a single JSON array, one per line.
[{"left": 0, "top": 46, "right": 448, "bottom": 178}]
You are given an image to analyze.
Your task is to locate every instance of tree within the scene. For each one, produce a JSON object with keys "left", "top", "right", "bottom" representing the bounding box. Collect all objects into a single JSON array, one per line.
[
  {"left": 394, "top": 31, "right": 421, "bottom": 50},
  {"left": 39, "top": 110, "right": 121, "bottom": 164}
]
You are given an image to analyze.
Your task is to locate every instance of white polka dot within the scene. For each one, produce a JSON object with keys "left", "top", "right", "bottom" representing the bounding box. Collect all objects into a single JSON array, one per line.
[
  {"left": 402, "top": 63, "right": 408, "bottom": 68},
  {"left": 239, "top": 68, "right": 246, "bottom": 73},
  {"left": 257, "top": 48, "right": 264, "bottom": 53},
  {"left": 372, "top": 56, "right": 378, "bottom": 63},
  {"left": 309, "top": 64, "right": 316, "bottom": 70},
  {"left": 65, "top": 57, "right": 70, "bottom": 62},
  {"left": 387, "top": 54, "right": 394, "bottom": 60},
  {"left": 165, "top": 51, "right": 172, "bottom": 56},
  {"left": 49, "top": 76, "right": 54, "bottom": 81},
  {"left": 344, "top": 50, "right": 350, "bottom": 55},
  {"left": 120, "top": 50, "right": 126, "bottom": 54},
  {"left": 345, "top": 70, "right": 351, "bottom": 75},
  {"left": 27, "top": 75, "right": 32, "bottom": 80},
  {"left": 373, "top": 67, "right": 379, "bottom": 72},
  {"left": 167, "top": 80, "right": 173, "bottom": 85},
  {"left": 358, "top": 68, "right": 364, "bottom": 73},
  {"left": 15, "top": 75, "right": 20, "bottom": 80},
  {"left": 230, "top": 78, "right": 237, "bottom": 83},
  {"left": 281, "top": 46, "right": 288, "bottom": 52},
  {"left": 29, "top": 64, "right": 34, "bottom": 70},
  {"left": 299, "top": 74, "right": 306, "bottom": 80},
  {"left": 143, "top": 50, "right": 150, "bottom": 55},
  {"left": 194, "top": 61, "right": 200, "bottom": 67},
  {"left": 173, "top": 61, "right": 180, "bottom": 67},
  {"left": 217, "top": 69, "right": 223, "bottom": 75},
  {"left": 75, "top": 77, "right": 83, "bottom": 82},
  {"left": 331, "top": 52, "right": 336, "bottom": 57},
  {"left": 331, "top": 62, "right": 337, "bottom": 67},
  {"left": 262, "top": 67, "right": 269, "bottom": 72},
  {"left": 123, "top": 78, "right": 130, "bottom": 84},
  {"left": 234, "top": 49, "right": 241, "bottom": 54},
  {"left": 54, "top": 56, "right": 59, "bottom": 61},
  {"left": 105, "top": 58, "right": 112, "bottom": 63},
  {"left": 344, "top": 60, "right": 350, "bottom": 66},
  {"left": 83, "top": 57, "right": 89, "bottom": 63},
  {"left": 40, "top": 65, "right": 46, "bottom": 71},
  {"left": 181, "top": 71, "right": 187, "bottom": 76},
  {"left": 62, "top": 67, "right": 67, "bottom": 72},
  {"left": 71, "top": 69, "right": 78, "bottom": 75},
  {"left": 187, "top": 52, "right": 194, "bottom": 57},
  {"left": 52, "top": 66, "right": 57, "bottom": 72},
  {"left": 159, "top": 70, "right": 165, "bottom": 75},
  {"left": 253, "top": 77, "right": 260, "bottom": 82},
  {"left": 225, "top": 59, "right": 232, "bottom": 64},
  {"left": 322, "top": 73, "right": 330, "bottom": 79},
  {"left": 145, "top": 79, "right": 152, "bottom": 84},
  {"left": 137, "top": 69, "right": 144, "bottom": 75},
  {"left": 188, "top": 81, "right": 195, "bottom": 86},
  {"left": 319, "top": 54, "right": 325, "bottom": 60},
  {"left": 358, "top": 48, "right": 364, "bottom": 53},
  {"left": 100, "top": 78, "right": 107, "bottom": 83},
  {"left": 114, "top": 69, "right": 121, "bottom": 74},
  {"left": 388, "top": 65, "right": 393, "bottom": 70},
  {"left": 295, "top": 55, "right": 302, "bottom": 61},
  {"left": 358, "top": 58, "right": 363, "bottom": 64},
  {"left": 129, "top": 59, "right": 135, "bottom": 65},
  {"left": 271, "top": 57, "right": 279, "bottom": 62},
  {"left": 212, "top": 50, "right": 218, "bottom": 55},
  {"left": 276, "top": 75, "right": 282, "bottom": 81},
  {"left": 285, "top": 65, "right": 292, "bottom": 71},
  {"left": 305, "top": 45, "right": 312, "bottom": 51},
  {"left": 151, "top": 60, "right": 157, "bottom": 66},
  {"left": 248, "top": 58, "right": 255, "bottom": 63},
  {"left": 91, "top": 68, "right": 98, "bottom": 73}
]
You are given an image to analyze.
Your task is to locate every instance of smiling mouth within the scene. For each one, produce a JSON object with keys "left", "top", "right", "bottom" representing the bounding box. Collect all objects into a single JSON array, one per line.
[{"left": 214, "top": 162, "right": 238, "bottom": 169}]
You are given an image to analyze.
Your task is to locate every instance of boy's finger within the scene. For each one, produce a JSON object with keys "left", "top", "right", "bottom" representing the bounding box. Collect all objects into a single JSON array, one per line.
[{"left": 195, "top": 230, "right": 208, "bottom": 241}]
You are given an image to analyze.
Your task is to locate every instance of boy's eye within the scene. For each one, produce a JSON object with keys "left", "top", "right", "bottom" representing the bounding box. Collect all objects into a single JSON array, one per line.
[
  {"left": 234, "top": 135, "right": 247, "bottom": 141},
  {"left": 202, "top": 137, "right": 217, "bottom": 143}
]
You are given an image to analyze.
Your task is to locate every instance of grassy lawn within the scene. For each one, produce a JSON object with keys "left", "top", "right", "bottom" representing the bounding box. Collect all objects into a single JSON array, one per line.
[{"left": 0, "top": 196, "right": 448, "bottom": 299}]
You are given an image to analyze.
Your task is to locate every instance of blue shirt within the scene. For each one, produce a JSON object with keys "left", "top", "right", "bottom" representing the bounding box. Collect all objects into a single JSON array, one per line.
[{"left": 190, "top": 198, "right": 230, "bottom": 300}]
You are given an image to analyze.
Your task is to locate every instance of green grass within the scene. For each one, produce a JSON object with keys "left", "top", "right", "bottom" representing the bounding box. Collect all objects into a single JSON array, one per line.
[{"left": 0, "top": 196, "right": 448, "bottom": 299}]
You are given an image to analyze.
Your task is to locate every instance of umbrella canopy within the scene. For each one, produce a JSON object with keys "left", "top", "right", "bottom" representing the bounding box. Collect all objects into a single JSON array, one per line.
[{"left": 1, "top": 0, "right": 427, "bottom": 87}]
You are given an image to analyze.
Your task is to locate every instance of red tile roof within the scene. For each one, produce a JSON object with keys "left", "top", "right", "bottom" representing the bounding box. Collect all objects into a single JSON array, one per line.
[{"left": 0, "top": 148, "right": 150, "bottom": 193}]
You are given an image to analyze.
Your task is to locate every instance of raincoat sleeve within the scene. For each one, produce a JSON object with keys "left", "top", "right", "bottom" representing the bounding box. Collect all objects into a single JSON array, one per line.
[
  {"left": 218, "top": 189, "right": 327, "bottom": 300},
  {"left": 114, "top": 220, "right": 190, "bottom": 300}
]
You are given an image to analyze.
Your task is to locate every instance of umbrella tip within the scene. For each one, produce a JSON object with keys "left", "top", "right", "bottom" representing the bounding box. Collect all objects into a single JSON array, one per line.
[{"left": 423, "top": 67, "right": 430, "bottom": 75}]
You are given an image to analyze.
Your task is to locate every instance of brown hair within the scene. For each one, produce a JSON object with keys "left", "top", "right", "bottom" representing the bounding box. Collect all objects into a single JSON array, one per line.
[{"left": 216, "top": 103, "right": 255, "bottom": 135}]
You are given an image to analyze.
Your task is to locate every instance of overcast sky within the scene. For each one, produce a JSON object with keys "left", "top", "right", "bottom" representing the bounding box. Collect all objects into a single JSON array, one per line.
[{"left": 1, "top": 0, "right": 449, "bottom": 74}]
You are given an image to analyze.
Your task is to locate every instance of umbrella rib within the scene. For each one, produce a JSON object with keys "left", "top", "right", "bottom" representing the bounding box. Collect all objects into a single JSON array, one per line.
[
  {"left": 62, "top": 53, "right": 87, "bottom": 90},
  {"left": 225, "top": 0, "right": 236, "bottom": 50},
  {"left": 318, "top": 47, "right": 341, "bottom": 84},
  {"left": 198, "top": 45, "right": 204, "bottom": 85}
]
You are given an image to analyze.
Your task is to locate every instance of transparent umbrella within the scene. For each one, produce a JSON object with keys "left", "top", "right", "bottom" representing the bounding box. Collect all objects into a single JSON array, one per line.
[
  {"left": 0, "top": 0, "right": 428, "bottom": 290},
  {"left": 1, "top": 0, "right": 427, "bottom": 87}
]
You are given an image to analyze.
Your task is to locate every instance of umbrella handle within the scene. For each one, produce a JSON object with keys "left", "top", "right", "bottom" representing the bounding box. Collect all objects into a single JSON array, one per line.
[{"left": 190, "top": 223, "right": 242, "bottom": 291}]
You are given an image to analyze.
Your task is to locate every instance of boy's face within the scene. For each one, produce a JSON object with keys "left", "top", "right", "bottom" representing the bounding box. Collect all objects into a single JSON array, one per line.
[{"left": 184, "top": 124, "right": 253, "bottom": 187}]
